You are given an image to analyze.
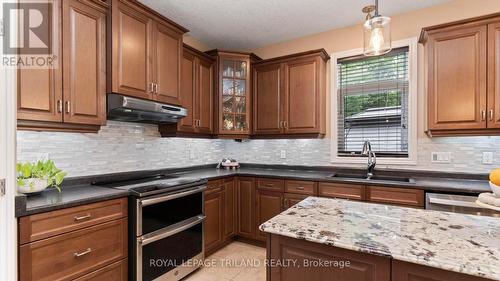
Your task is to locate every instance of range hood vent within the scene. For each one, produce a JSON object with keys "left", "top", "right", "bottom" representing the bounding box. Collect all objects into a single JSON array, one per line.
[{"left": 107, "top": 93, "right": 187, "bottom": 124}]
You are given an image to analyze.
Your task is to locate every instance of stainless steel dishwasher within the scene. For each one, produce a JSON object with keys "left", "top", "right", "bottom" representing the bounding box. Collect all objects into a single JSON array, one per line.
[{"left": 426, "top": 193, "right": 500, "bottom": 218}]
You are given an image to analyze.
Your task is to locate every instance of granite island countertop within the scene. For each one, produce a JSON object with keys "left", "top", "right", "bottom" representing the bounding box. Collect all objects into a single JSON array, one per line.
[
  {"left": 16, "top": 164, "right": 492, "bottom": 217},
  {"left": 259, "top": 196, "right": 500, "bottom": 280}
]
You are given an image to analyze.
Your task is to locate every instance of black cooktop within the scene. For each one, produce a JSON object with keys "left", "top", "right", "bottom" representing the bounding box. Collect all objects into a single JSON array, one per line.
[{"left": 92, "top": 174, "right": 206, "bottom": 197}]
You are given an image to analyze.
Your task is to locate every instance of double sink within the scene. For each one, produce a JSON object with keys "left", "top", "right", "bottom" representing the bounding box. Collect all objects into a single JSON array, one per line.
[{"left": 327, "top": 173, "right": 415, "bottom": 184}]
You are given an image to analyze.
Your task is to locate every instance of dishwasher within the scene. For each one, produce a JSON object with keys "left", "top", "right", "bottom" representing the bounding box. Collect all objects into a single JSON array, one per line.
[{"left": 426, "top": 193, "right": 500, "bottom": 218}]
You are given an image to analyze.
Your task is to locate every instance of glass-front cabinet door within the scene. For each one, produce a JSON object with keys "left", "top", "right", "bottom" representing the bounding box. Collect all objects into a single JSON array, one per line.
[{"left": 219, "top": 56, "right": 251, "bottom": 135}]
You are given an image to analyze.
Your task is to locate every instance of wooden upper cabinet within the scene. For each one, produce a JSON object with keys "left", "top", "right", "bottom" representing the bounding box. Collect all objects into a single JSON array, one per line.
[
  {"left": 17, "top": 0, "right": 62, "bottom": 124},
  {"left": 421, "top": 14, "right": 500, "bottom": 135},
  {"left": 488, "top": 21, "right": 500, "bottom": 128},
  {"left": 196, "top": 57, "right": 214, "bottom": 134},
  {"left": 179, "top": 49, "right": 197, "bottom": 133},
  {"left": 252, "top": 49, "right": 329, "bottom": 138},
  {"left": 110, "top": 0, "right": 187, "bottom": 103},
  {"left": 253, "top": 63, "right": 284, "bottom": 135},
  {"left": 426, "top": 25, "right": 487, "bottom": 131},
  {"left": 111, "top": 0, "right": 153, "bottom": 100},
  {"left": 152, "top": 21, "right": 182, "bottom": 105},
  {"left": 63, "top": 0, "right": 106, "bottom": 126}
]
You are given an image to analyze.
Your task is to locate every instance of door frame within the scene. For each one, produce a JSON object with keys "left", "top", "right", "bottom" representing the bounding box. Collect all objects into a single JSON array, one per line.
[{"left": 0, "top": 0, "right": 19, "bottom": 279}]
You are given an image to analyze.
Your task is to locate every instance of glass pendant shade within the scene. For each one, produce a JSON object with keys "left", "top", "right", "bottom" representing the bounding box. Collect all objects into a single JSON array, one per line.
[{"left": 363, "top": 16, "right": 391, "bottom": 56}]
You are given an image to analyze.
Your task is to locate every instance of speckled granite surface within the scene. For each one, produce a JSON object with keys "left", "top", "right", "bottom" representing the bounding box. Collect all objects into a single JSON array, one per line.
[{"left": 260, "top": 197, "right": 500, "bottom": 280}]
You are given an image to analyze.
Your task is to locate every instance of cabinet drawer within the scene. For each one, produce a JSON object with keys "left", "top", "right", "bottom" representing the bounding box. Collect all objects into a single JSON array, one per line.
[
  {"left": 73, "top": 259, "right": 127, "bottom": 281},
  {"left": 206, "top": 179, "right": 224, "bottom": 195},
  {"left": 257, "top": 178, "right": 284, "bottom": 192},
  {"left": 19, "top": 198, "right": 127, "bottom": 244},
  {"left": 19, "top": 218, "right": 128, "bottom": 281},
  {"left": 318, "top": 182, "right": 365, "bottom": 200},
  {"left": 366, "top": 186, "right": 424, "bottom": 207},
  {"left": 285, "top": 180, "right": 317, "bottom": 195},
  {"left": 284, "top": 193, "right": 309, "bottom": 209}
]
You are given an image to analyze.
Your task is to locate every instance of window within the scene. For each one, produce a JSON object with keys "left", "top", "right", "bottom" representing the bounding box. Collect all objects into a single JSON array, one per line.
[{"left": 332, "top": 39, "right": 417, "bottom": 164}]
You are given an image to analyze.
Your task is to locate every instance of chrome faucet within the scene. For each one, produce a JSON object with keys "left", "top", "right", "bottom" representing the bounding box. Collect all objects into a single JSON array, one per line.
[{"left": 361, "top": 140, "right": 376, "bottom": 179}]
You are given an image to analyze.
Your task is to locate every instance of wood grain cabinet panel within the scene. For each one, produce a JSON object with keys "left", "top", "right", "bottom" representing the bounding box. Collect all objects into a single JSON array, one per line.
[
  {"left": 284, "top": 193, "right": 309, "bottom": 209},
  {"left": 488, "top": 21, "right": 500, "bottom": 129},
  {"left": 19, "top": 198, "right": 127, "bottom": 244},
  {"left": 204, "top": 188, "right": 223, "bottom": 253},
  {"left": 63, "top": 0, "right": 106, "bottom": 126},
  {"left": 196, "top": 57, "right": 214, "bottom": 134},
  {"left": 73, "top": 259, "right": 127, "bottom": 281},
  {"left": 426, "top": 25, "right": 488, "bottom": 131},
  {"left": 237, "top": 177, "right": 256, "bottom": 239},
  {"left": 153, "top": 21, "right": 182, "bottom": 105},
  {"left": 178, "top": 49, "right": 197, "bottom": 133},
  {"left": 318, "top": 182, "right": 365, "bottom": 201},
  {"left": 19, "top": 218, "right": 127, "bottom": 281},
  {"left": 268, "top": 234, "right": 391, "bottom": 281},
  {"left": 366, "top": 186, "right": 424, "bottom": 208},
  {"left": 223, "top": 178, "right": 237, "bottom": 240},
  {"left": 253, "top": 63, "right": 284, "bottom": 135},
  {"left": 111, "top": 0, "right": 153, "bottom": 100},
  {"left": 285, "top": 180, "right": 317, "bottom": 195},
  {"left": 257, "top": 178, "right": 285, "bottom": 192},
  {"left": 256, "top": 190, "right": 283, "bottom": 241},
  {"left": 392, "top": 260, "right": 493, "bottom": 281}
]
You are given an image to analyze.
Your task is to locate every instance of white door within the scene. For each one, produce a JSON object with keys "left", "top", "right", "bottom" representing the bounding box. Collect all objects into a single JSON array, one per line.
[{"left": 0, "top": 0, "right": 18, "bottom": 279}]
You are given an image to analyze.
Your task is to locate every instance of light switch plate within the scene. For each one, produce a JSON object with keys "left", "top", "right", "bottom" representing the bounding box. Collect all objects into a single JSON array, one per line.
[
  {"left": 280, "top": 150, "right": 286, "bottom": 159},
  {"left": 482, "top": 152, "right": 493, "bottom": 165},
  {"left": 431, "top": 152, "right": 451, "bottom": 163}
]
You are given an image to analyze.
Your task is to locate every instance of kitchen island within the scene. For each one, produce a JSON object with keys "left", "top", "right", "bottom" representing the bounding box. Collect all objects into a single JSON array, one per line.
[{"left": 260, "top": 197, "right": 500, "bottom": 281}]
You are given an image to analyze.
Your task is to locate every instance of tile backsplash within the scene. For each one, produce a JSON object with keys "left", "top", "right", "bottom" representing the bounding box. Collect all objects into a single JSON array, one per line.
[{"left": 17, "top": 121, "right": 500, "bottom": 176}]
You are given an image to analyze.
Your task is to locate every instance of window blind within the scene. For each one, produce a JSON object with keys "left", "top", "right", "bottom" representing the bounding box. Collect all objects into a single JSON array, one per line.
[{"left": 337, "top": 47, "right": 409, "bottom": 157}]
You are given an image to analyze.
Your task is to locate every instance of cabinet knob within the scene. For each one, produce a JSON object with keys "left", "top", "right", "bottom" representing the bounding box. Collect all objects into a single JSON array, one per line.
[
  {"left": 490, "top": 109, "right": 494, "bottom": 121},
  {"left": 65, "top": 101, "right": 71, "bottom": 114}
]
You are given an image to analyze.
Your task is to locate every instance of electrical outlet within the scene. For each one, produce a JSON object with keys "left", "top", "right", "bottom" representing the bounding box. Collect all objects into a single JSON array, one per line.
[
  {"left": 280, "top": 150, "right": 286, "bottom": 159},
  {"left": 431, "top": 152, "right": 451, "bottom": 163},
  {"left": 482, "top": 152, "right": 493, "bottom": 165}
]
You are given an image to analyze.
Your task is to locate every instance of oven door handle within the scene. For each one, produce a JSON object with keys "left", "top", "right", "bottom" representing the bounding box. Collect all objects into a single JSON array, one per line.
[
  {"left": 139, "top": 215, "right": 206, "bottom": 246},
  {"left": 139, "top": 185, "right": 206, "bottom": 207}
]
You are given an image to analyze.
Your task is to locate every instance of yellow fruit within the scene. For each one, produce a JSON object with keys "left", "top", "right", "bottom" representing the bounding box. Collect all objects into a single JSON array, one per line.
[{"left": 490, "top": 168, "right": 500, "bottom": 186}]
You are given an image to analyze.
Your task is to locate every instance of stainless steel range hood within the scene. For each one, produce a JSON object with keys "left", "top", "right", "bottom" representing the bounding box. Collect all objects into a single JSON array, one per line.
[{"left": 107, "top": 93, "right": 187, "bottom": 124}]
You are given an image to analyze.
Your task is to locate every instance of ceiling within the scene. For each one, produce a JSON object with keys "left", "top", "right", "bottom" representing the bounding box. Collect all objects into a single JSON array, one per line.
[{"left": 140, "top": 0, "right": 451, "bottom": 50}]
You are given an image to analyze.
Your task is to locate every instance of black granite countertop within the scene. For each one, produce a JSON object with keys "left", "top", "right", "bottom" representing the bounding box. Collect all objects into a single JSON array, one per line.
[{"left": 15, "top": 164, "right": 491, "bottom": 217}]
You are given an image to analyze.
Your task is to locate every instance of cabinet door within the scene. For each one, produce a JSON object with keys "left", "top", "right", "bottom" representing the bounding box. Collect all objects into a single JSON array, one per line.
[
  {"left": 178, "top": 50, "right": 196, "bottom": 132},
  {"left": 488, "top": 22, "right": 500, "bottom": 128},
  {"left": 18, "top": 0, "right": 62, "bottom": 123},
  {"left": 283, "top": 57, "right": 321, "bottom": 134},
  {"left": 153, "top": 21, "right": 182, "bottom": 105},
  {"left": 284, "top": 193, "right": 308, "bottom": 210},
  {"left": 196, "top": 58, "right": 214, "bottom": 134},
  {"left": 427, "top": 25, "right": 487, "bottom": 130},
  {"left": 237, "top": 177, "right": 255, "bottom": 239},
  {"left": 112, "top": 0, "right": 153, "bottom": 100},
  {"left": 256, "top": 190, "right": 283, "bottom": 241},
  {"left": 62, "top": 0, "right": 106, "bottom": 126},
  {"left": 253, "top": 63, "right": 284, "bottom": 135},
  {"left": 204, "top": 190, "right": 223, "bottom": 253},
  {"left": 392, "top": 260, "right": 490, "bottom": 281},
  {"left": 269, "top": 235, "right": 391, "bottom": 281},
  {"left": 223, "top": 178, "right": 236, "bottom": 240}
]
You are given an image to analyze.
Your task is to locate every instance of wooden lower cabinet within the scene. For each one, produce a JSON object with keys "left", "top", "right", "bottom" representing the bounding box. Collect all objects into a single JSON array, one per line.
[
  {"left": 256, "top": 190, "right": 284, "bottom": 241},
  {"left": 366, "top": 186, "right": 425, "bottom": 208},
  {"left": 204, "top": 187, "right": 224, "bottom": 253},
  {"left": 237, "top": 177, "right": 256, "bottom": 239},
  {"left": 392, "top": 260, "right": 493, "bottom": 281},
  {"left": 318, "top": 182, "right": 365, "bottom": 201},
  {"left": 284, "top": 193, "right": 309, "bottom": 209},
  {"left": 268, "top": 234, "right": 390, "bottom": 281},
  {"left": 223, "top": 178, "right": 237, "bottom": 240},
  {"left": 73, "top": 259, "right": 127, "bottom": 281}
]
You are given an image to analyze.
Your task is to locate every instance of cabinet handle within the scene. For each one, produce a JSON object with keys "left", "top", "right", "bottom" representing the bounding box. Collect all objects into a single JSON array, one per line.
[
  {"left": 149, "top": 83, "right": 154, "bottom": 94},
  {"left": 296, "top": 186, "right": 305, "bottom": 190},
  {"left": 284, "top": 121, "right": 288, "bottom": 129},
  {"left": 154, "top": 83, "right": 158, "bottom": 94},
  {"left": 65, "top": 101, "right": 70, "bottom": 114},
  {"left": 265, "top": 183, "right": 274, "bottom": 187},
  {"left": 279, "top": 121, "right": 283, "bottom": 129},
  {"left": 74, "top": 248, "right": 92, "bottom": 258},
  {"left": 490, "top": 109, "right": 494, "bottom": 121},
  {"left": 74, "top": 213, "right": 91, "bottom": 222},
  {"left": 56, "top": 100, "right": 63, "bottom": 113},
  {"left": 481, "top": 110, "right": 486, "bottom": 121}
]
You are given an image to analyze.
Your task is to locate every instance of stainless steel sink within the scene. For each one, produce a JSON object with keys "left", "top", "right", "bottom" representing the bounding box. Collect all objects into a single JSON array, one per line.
[{"left": 328, "top": 173, "right": 414, "bottom": 183}]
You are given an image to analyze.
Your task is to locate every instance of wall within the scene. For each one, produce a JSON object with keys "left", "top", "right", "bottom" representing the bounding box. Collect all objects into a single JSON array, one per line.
[
  {"left": 17, "top": 121, "right": 225, "bottom": 177},
  {"left": 183, "top": 34, "right": 211, "bottom": 51}
]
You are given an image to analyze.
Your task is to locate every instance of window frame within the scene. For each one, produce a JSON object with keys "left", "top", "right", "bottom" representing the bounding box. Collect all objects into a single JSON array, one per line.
[{"left": 330, "top": 38, "right": 418, "bottom": 165}]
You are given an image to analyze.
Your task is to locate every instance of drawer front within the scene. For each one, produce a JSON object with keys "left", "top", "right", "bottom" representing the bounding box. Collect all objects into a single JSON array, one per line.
[
  {"left": 73, "top": 259, "right": 127, "bottom": 281},
  {"left": 285, "top": 180, "right": 317, "bottom": 195},
  {"left": 206, "top": 179, "right": 224, "bottom": 195},
  {"left": 19, "top": 218, "right": 128, "bottom": 281},
  {"left": 284, "top": 193, "right": 309, "bottom": 209},
  {"left": 319, "top": 182, "right": 365, "bottom": 200},
  {"left": 367, "top": 186, "right": 424, "bottom": 207},
  {"left": 19, "top": 198, "right": 127, "bottom": 244},
  {"left": 257, "top": 178, "right": 285, "bottom": 192}
]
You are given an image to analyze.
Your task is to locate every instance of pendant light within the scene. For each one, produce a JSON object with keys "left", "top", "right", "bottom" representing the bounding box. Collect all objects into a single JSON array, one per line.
[{"left": 362, "top": 0, "right": 391, "bottom": 56}]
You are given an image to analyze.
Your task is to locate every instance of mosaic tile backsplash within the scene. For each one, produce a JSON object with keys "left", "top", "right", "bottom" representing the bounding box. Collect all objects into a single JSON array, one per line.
[{"left": 17, "top": 121, "right": 500, "bottom": 176}]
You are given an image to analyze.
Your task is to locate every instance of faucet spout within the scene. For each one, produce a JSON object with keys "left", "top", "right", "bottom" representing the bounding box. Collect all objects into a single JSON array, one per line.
[{"left": 361, "top": 140, "right": 376, "bottom": 179}]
